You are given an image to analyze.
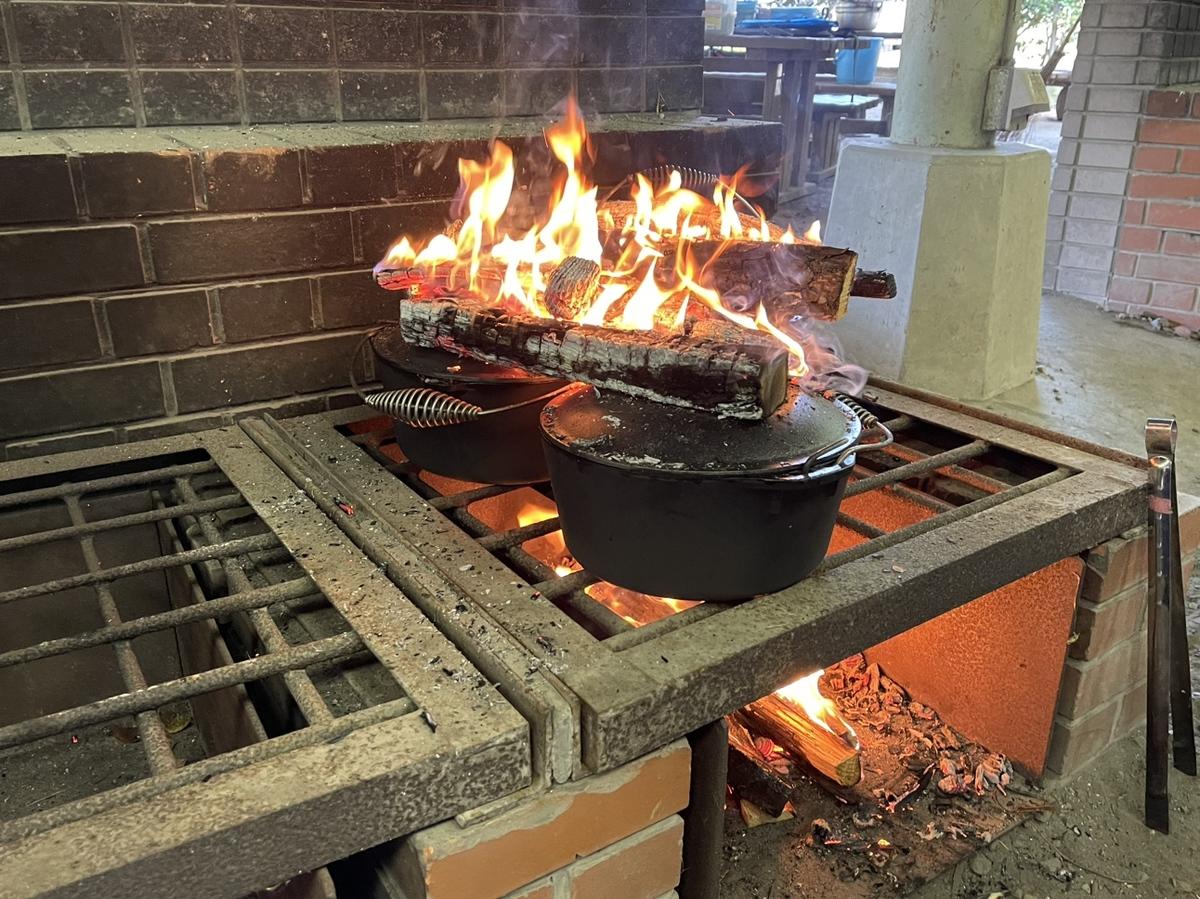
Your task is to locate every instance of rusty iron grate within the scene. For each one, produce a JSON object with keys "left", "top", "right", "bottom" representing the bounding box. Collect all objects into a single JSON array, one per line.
[
  {"left": 0, "top": 433, "right": 529, "bottom": 898},
  {"left": 266, "top": 378, "right": 1147, "bottom": 781}
]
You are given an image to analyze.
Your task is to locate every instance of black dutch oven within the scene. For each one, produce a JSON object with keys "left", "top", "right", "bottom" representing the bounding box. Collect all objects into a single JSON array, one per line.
[
  {"left": 371, "top": 329, "right": 567, "bottom": 485},
  {"left": 539, "top": 385, "right": 892, "bottom": 601}
]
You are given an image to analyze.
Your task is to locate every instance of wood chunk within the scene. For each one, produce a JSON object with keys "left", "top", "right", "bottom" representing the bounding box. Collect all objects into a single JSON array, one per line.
[
  {"left": 739, "top": 693, "right": 862, "bottom": 787},
  {"left": 544, "top": 256, "right": 601, "bottom": 320},
  {"left": 850, "top": 269, "right": 897, "bottom": 299},
  {"left": 397, "top": 296, "right": 790, "bottom": 419}
]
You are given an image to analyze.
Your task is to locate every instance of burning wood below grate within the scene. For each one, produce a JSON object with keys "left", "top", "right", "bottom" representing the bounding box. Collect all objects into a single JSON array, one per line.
[
  {"left": 395, "top": 297, "right": 790, "bottom": 419},
  {"left": 735, "top": 691, "right": 862, "bottom": 788}
]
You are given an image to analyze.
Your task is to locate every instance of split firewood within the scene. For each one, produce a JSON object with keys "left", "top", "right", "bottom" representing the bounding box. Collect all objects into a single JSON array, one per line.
[
  {"left": 394, "top": 298, "right": 790, "bottom": 419},
  {"left": 727, "top": 717, "right": 795, "bottom": 818},
  {"left": 738, "top": 694, "right": 862, "bottom": 787},
  {"left": 544, "top": 256, "right": 601, "bottom": 320},
  {"left": 849, "top": 269, "right": 897, "bottom": 300}
]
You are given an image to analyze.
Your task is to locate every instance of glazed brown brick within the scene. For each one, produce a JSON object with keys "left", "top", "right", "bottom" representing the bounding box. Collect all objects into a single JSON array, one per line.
[
  {"left": 0, "top": 75, "right": 17, "bottom": 131},
  {"left": 569, "top": 816, "right": 683, "bottom": 899},
  {"left": 24, "top": 70, "right": 135, "bottom": 128},
  {"left": 12, "top": 1, "right": 124, "bottom": 63},
  {"left": 0, "top": 300, "right": 100, "bottom": 373},
  {"left": 237, "top": 6, "right": 331, "bottom": 64},
  {"left": 147, "top": 210, "right": 354, "bottom": 283},
  {"left": 169, "top": 332, "right": 366, "bottom": 413},
  {"left": 426, "top": 70, "right": 503, "bottom": 118},
  {"left": 645, "top": 16, "right": 704, "bottom": 64},
  {"left": 0, "top": 155, "right": 76, "bottom": 225},
  {"left": 0, "top": 361, "right": 165, "bottom": 439},
  {"left": 80, "top": 151, "right": 196, "bottom": 218},
  {"left": 318, "top": 269, "right": 397, "bottom": 329},
  {"left": 579, "top": 16, "right": 644, "bottom": 65},
  {"left": 504, "top": 69, "right": 574, "bottom": 116},
  {"left": 306, "top": 144, "right": 399, "bottom": 206},
  {"left": 334, "top": 9, "right": 417, "bottom": 64},
  {"left": 503, "top": 14, "right": 577, "bottom": 66},
  {"left": 423, "top": 13, "right": 502, "bottom": 67},
  {"left": 354, "top": 202, "right": 451, "bottom": 262},
  {"left": 396, "top": 140, "right": 488, "bottom": 200},
  {"left": 104, "top": 289, "right": 214, "bottom": 356},
  {"left": 578, "top": 68, "right": 644, "bottom": 113},
  {"left": 220, "top": 279, "right": 314, "bottom": 342},
  {"left": 645, "top": 66, "right": 703, "bottom": 111},
  {"left": 340, "top": 72, "right": 422, "bottom": 122},
  {"left": 142, "top": 71, "right": 241, "bottom": 126},
  {"left": 129, "top": 3, "right": 234, "bottom": 64},
  {"left": 0, "top": 225, "right": 145, "bottom": 301},
  {"left": 202, "top": 148, "right": 305, "bottom": 213},
  {"left": 244, "top": 71, "right": 337, "bottom": 123}
]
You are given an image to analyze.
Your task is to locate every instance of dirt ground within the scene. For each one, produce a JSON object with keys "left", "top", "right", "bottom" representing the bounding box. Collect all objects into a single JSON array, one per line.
[{"left": 720, "top": 572, "right": 1200, "bottom": 899}]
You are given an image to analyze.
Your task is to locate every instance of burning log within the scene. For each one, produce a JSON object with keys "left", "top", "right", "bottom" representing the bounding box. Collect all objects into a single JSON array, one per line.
[
  {"left": 683, "top": 240, "right": 858, "bottom": 322},
  {"left": 727, "top": 717, "right": 795, "bottom": 818},
  {"left": 849, "top": 270, "right": 897, "bottom": 300},
  {"left": 395, "top": 297, "right": 790, "bottom": 419},
  {"left": 543, "top": 256, "right": 601, "bottom": 320},
  {"left": 737, "top": 694, "right": 862, "bottom": 787}
]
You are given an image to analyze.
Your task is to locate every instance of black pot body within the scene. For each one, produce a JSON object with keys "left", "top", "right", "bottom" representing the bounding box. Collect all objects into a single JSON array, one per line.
[
  {"left": 542, "top": 437, "right": 850, "bottom": 601},
  {"left": 378, "top": 355, "right": 559, "bottom": 485}
]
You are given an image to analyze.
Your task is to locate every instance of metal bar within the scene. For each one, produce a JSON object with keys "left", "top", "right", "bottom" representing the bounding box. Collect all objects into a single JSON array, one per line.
[
  {"left": 533, "top": 569, "right": 598, "bottom": 600},
  {"left": 173, "top": 477, "right": 335, "bottom": 726},
  {"left": 0, "top": 460, "right": 218, "bottom": 510},
  {"left": 63, "top": 496, "right": 178, "bottom": 776},
  {"left": 0, "top": 578, "right": 316, "bottom": 670},
  {"left": 477, "top": 517, "right": 563, "bottom": 551},
  {"left": 0, "top": 533, "right": 280, "bottom": 605},
  {"left": 822, "top": 469, "right": 1072, "bottom": 572},
  {"left": 1146, "top": 454, "right": 1172, "bottom": 833},
  {"left": 0, "top": 631, "right": 363, "bottom": 752},
  {"left": 679, "top": 719, "right": 728, "bottom": 899},
  {"left": 883, "top": 442, "right": 1013, "bottom": 495},
  {"left": 428, "top": 483, "right": 520, "bottom": 511},
  {"left": 835, "top": 512, "right": 886, "bottom": 539},
  {"left": 0, "top": 494, "right": 247, "bottom": 553},
  {"left": 605, "top": 602, "right": 724, "bottom": 651},
  {"left": 843, "top": 439, "right": 990, "bottom": 497}
]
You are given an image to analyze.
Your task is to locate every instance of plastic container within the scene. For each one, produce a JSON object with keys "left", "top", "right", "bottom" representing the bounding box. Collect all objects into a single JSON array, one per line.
[
  {"left": 704, "top": 0, "right": 736, "bottom": 34},
  {"left": 835, "top": 37, "right": 883, "bottom": 85}
]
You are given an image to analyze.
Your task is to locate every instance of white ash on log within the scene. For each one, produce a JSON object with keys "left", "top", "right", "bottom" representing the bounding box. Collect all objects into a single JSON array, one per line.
[
  {"left": 396, "top": 297, "right": 790, "bottom": 419},
  {"left": 543, "top": 256, "right": 601, "bottom": 320},
  {"left": 736, "top": 694, "right": 862, "bottom": 787}
]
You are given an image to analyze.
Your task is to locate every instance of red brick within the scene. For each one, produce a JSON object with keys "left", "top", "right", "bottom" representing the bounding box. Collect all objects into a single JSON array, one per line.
[
  {"left": 569, "top": 816, "right": 684, "bottom": 899},
  {"left": 387, "top": 741, "right": 691, "bottom": 899},
  {"left": 1045, "top": 702, "right": 1118, "bottom": 775},
  {"left": 1114, "top": 681, "right": 1147, "bottom": 737},
  {"left": 1140, "top": 119, "right": 1200, "bottom": 145},
  {"left": 1109, "top": 276, "right": 1151, "bottom": 304},
  {"left": 1113, "top": 252, "right": 1136, "bottom": 276},
  {"left": 1150, "top": 281, "right": 1198, "bottom": 310},
  {"left": 1181, "top": 150, "right": 1200, "bottom": 174},
  {"left": 1118, "top": 225, "right": 1161, "bottom": 252},
  {"left": 1069, "top": 585, "right": 1146, "bottom": 661},
  {"left": 1133, "top": 147, "right": 1178, "bottom": 172},
  {"left": 1193, "top": 94, "right": 1200, "bottom": 119},
  {"left": 1146, "top": 201, "right": 1200, "bottom": 231},
  {"left": 1129, "top": 173, "right": 1200, "bottom": 200},
  {"left": 1057, "top": 632, "right": 1147, "bottom": 718},
  {"left": 1163, "top": 231, "right": 1200, "bottom": 256},
  {"left": 1146, "top": 90, "right": 1191, "bottom": 118},
  {"left": 1136, "top": 253, "right": 1200, "bottom": 284},
  {"left": 1122, "top": 200, "right": 1146, "bottom": 224}
]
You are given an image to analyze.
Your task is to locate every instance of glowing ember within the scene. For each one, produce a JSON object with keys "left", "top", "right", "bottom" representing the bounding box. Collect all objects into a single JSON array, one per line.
[
  {"left": 516, "top": 498, "right": 575, "bottom": 576},
  {"left": 775, "top": 670, "right": 858, "bottom": 746},
  {"left": 376, "top": 97, "right": 825, "bottom": 375}
]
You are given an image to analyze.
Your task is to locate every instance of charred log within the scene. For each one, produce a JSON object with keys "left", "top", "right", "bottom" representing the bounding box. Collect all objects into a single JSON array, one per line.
[
  {"left": 544, "top": 256, "right": 601, "bottom": 320},
  {"left": 396, "top": 297, "right": 790, "bottom": 419},
  {"left": 850, "top": 270, "right": 897, "bottom": 300},
  {"left": 727, "top": 717, "right": 794, "bottom": 817},
  {"left": 738, "top": 694, "right": 862, "bottom": 787}
]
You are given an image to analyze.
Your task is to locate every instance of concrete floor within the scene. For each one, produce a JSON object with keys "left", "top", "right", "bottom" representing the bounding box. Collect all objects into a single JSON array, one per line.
[{"left": 982, "top": 293, "right": 1200, "bottom": 497}]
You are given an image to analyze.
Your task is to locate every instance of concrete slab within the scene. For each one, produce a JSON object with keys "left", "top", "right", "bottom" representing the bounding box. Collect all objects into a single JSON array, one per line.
[{"left": 982, "top": 293, "right": 1200, "bottom": 496}]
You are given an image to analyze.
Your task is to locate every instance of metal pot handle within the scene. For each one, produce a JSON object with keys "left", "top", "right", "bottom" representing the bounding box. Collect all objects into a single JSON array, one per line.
[
  {"left": 832, "top": 395, "right": 894, "bottom": 466},
  {"left": 365, "top": 385, "right": 570, "bottom": 429}
]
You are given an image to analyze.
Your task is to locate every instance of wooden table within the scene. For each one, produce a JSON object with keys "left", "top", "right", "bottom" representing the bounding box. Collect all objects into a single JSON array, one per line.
[
  {"left": 704, "top": 32, "right": 867, "bottom": 200},
  {"left": 814, "top": 74, "right": 897, "bottom": 127}
]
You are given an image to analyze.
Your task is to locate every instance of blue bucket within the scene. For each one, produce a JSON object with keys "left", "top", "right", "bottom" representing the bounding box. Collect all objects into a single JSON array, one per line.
[{"left": 835, "top": 37, "right": 883, "bottom": 85}]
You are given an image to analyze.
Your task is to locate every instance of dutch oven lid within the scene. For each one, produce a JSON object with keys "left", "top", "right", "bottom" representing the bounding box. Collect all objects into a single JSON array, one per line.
[
  {"left": 540, "top": 383, "right": 862, "bottom": 476},
  {"left": 371, "top": 326, "right": 561, "bottom": 386}
]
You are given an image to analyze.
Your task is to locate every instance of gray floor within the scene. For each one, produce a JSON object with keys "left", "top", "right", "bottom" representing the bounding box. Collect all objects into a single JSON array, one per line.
[{"left": 983, "top": 292, "right": 1200, "bottom": 497}]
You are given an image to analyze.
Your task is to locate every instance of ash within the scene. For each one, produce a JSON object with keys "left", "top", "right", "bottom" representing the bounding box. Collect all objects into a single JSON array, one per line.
[{"left": 724, "top": 655, "right": 1041, "bottom": 897}]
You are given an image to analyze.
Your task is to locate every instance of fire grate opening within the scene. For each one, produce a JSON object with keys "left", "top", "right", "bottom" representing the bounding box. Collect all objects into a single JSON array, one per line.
[{"left": 0, "top": 450, "right": 412, "bottom": 821}]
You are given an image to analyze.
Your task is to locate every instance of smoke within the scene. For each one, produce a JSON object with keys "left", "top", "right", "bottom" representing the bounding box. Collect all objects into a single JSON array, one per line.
[{"left": 785, "top": 316, "right": 869, "bottom": 397}]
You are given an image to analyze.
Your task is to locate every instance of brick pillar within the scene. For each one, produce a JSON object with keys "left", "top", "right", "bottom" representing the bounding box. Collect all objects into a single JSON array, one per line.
[{"left": 1045, "top": 0, "right": 1200, "bottom": 303}]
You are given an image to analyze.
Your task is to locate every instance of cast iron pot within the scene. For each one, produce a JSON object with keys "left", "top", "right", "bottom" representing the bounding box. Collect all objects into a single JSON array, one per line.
[
  {"left": 539, "top": 385, "right": 891, "bottom": 601},
  {"left": 372, "top": 329, "right": 567, "bottom": 485}
]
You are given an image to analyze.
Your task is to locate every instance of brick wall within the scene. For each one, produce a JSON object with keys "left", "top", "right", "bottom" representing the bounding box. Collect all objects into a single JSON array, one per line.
[
  {"left": 1046, "top": 494, "right": 1200, "bottom": 776},
  {"left": 0, "top": 119, "right": 781, "bottom": 457},
  {"left": 1045, "top": 0, "right": 1200, "bottom": 320},
  {"left": 0, "top": 0, "right": 705, "bottom": 130},
  {"left": 385, "top": 740, "right": 690, "bottom": 899}
]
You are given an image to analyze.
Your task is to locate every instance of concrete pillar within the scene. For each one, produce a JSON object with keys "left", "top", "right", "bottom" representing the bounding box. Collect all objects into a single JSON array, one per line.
[
  {"left": 826, "top": 0, "right": 1052, "bottom": 402},
  {"left": 890, "top": 0, "right": 1010, "bottom": 149}
]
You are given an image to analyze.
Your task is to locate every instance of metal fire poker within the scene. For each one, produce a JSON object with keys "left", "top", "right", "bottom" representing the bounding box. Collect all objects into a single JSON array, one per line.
[{"left": 1144, "top": 417, "right": 1197, "bottom": 834}]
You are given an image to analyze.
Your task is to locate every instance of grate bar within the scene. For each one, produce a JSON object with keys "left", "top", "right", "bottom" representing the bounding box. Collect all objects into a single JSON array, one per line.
[
  {"left": 173, "top": 477, "right": 335, "bottom": 726},
  {"left": 844, "top": 440, "right": 990, "bottom": 497},
  {"left": 0, "top": 494, "right": 247, "bottom": 554},
  {"left": 477, "top": 517, "right": 563, "bottom": 551},
  {"left": 0, "top": 578, "right": 317, "bottom": 670},
  {"left": 605, "top": 602, "right": 723, "bottom": 651},
  {"left": 533, "top": 569, "right": 599, "bottom": 600},
  {"left": 882, "top": 442, "right": 1013, "bottom": 495},
  {"left": 820, "top": 467, "right": 1073, "bottom": 572},
  {"left": 428, "top": 483, "right": 520, "bottom": 511},
  {"left": 63, "top": 496, "right": 178, "bottom": 776},
  {"left": 835, "top": 512, "right": 886, "bottom": 539},
  {"left": 0, "top": 532, "right": 280, "bottom": 605},
  {"left": 0, "top": 460, "right": 218, "bottom": 510},
  {"left": 0, "top": 631, "right": 364, "bottom": 752}
]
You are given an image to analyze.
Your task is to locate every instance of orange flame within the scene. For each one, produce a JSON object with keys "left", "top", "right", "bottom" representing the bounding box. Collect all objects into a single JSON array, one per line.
[
  {"left": 774, "top": 670, "right": 857, "bottom": 745},
  {"left": 516, "top": 499, "right": 574, "bottom": 576},
  {"left": 376, "top": 98, "right": 822, "bottom": 374}
]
